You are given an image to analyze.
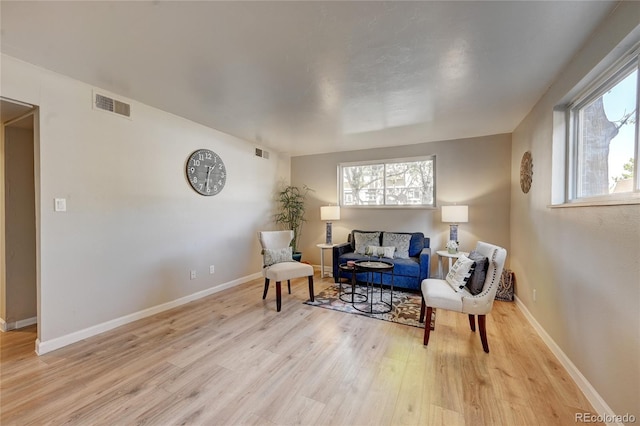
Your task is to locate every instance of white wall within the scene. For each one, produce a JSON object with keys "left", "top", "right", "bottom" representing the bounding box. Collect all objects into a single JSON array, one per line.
[
  {"left": 0, "top": 54, "right": 288, "bottom": 350},
  {"left": 510, "top": 1, "right": 640, "bottom": 420},
  {"left": 291, "top": 133, "right": 512, "bottom": 273}
]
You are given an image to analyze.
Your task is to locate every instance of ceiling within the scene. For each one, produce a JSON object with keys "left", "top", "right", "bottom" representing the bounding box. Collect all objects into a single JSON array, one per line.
[{"left": 0, "top": 1, "right": 618, "bottom": 156}]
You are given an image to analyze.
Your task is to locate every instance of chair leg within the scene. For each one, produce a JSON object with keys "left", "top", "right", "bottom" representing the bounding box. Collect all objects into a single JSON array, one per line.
[
  {"left": 419, "top": 297, "right": 426, "bottom": 323},
  {"left": 308, "top": 276, "right": 315, "bottom": 302},
  {"left": 262, "top": 278, "right": 270, "bottom": 299},
  {"left": 423, "top": 306, "right": 433, "bottom": 346},
  {"left": 276, "top": 281, "right": 282, "bottom": 312},
  {"left": 478, "top": 314, "right": 489, "bottom": 353},
  {"left": 468, "top": 314, "right": 476, "bottom": 332},
  {"left": 287, "top": 280, "right": 291, "bottom": 294}
]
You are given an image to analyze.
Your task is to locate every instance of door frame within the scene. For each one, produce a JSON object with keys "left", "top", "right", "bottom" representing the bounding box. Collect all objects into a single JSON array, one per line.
[{"left": 1, "top": 96, "right": 39, "bottom": 338}]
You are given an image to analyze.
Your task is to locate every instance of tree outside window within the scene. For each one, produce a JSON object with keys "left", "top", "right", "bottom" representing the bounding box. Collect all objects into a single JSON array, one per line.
[
  {"left": 340, "top": 157, "right": 435, "bottom": 207},
  {"left": 572, "top": 60, "right": 638, "bottom": 199}
]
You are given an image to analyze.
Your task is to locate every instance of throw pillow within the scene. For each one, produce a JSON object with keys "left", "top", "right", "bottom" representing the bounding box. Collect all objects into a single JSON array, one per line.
[
  {"left": 408, "top": 233, "right": 425, "bottom": 257},
  {"left": 445, "top": 254, "right": 475, "bottom": 292},
  {"left": 465, "top": 250, "right": 489, "bottom": 295},
  {"left": 365, "top": 245, "right": 396, "bottom": 258},
  {"left": 354, "top": 232, "right": 381, "bottom": 254},
  {"left": 263, "top": 247, "right": 293, "bottom": 266},
  {"left": 382, "top": 232, "right": 412, "bottom": 259}
]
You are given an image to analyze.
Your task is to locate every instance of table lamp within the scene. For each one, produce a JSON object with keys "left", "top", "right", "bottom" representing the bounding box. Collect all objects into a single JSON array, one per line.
[
  {"left": 320, "top": 205, "right": 340, "bottom": 244},
  {"left": 441, "top": 205, "right": 468, "bottom": 244}
]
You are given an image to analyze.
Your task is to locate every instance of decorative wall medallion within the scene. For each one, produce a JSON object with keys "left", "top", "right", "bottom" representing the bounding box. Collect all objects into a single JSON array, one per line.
[{"left": 520, "top": 151, "right": 533, "bottom": 194}]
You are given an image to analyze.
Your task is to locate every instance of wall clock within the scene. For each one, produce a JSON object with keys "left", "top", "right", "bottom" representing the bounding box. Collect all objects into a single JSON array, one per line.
[
  {"left": 186, "top": 149, "right": 226, "bottom": 196},
  {"left": 520, "top": 151, "right": 533, "bottom": 194}
]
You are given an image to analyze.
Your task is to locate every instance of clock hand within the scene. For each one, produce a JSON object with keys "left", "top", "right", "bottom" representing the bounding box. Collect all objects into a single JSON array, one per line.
[{"left": 205, "top": 165, "right": 213, "bottom": 190}]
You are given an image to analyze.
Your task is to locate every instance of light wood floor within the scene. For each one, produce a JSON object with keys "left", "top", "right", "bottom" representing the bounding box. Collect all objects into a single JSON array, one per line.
[{"left": 1, "top": 275, "right": 601, "bottom": 426}]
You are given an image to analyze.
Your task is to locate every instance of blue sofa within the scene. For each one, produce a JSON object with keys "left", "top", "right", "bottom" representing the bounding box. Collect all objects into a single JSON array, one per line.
[{"left": 332, "top": 230, "right": 431, "bottom": 292}]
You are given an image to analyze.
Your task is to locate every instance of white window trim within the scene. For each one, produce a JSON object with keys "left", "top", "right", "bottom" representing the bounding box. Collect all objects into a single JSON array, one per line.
[{"left": 553, "top": 44, "right": 640, "bottom": 207}]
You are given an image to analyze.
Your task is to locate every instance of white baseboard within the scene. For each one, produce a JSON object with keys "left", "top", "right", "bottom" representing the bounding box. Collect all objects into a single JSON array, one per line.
[
  {"left": 36, "top": 272, "right": 261, "bottom": 355},
  {"left": 514, "top": 295, "right": 621, "bottom": 426},
  {"left": 0, "top": 316, "right": 37, "bottom": 332}
]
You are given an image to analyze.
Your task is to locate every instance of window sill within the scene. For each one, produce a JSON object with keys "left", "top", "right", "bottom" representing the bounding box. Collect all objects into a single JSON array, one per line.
[{"left": 549, "top": 194, "right": 640, "bottom": 208}]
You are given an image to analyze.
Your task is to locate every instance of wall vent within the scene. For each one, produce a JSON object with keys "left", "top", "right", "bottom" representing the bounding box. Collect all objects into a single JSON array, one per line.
[
  {"left": 93, "top": 92, "right": 131, "bottom": 118},
  {"left": 255, "top": 148, "right": 270, "bottom": 159}
]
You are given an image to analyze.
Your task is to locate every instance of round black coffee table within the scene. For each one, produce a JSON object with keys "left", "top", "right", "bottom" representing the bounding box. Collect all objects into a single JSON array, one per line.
[{"left": 352, "top": 260, "right": 394, "bottom": 314}]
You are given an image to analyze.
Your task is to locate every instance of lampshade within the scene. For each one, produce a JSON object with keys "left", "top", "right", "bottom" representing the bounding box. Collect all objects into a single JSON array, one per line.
[
  {"left": 320, "top": 205, "right": 341, "bottom": 221},
  {"left": 441, "top": 205, "right": 468, "bottom": 223}
]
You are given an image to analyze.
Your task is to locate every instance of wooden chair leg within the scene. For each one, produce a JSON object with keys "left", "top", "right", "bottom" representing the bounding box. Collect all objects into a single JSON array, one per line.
[
  {"left": 276, "top": 281, "right": 282, "bottom": 312},
  {"left": 262, "top": 278, "right": 270, "bottom": 299},
  {"left": 423, "top": 306, "right": 433, "bottom": 346},
  {"left": 308, "top": 276, "right": 314, "bottom": 302},
  {"left": 419, "top": 297, "right": 426, "bottom": 323},
  {"left": 287, "top": 280, "right": 291, "bottom": 294},
  {"left": 468, "top": 314, "right": 476, "bottom": 332},
  {"left": 478, "top": 314, "right": 489, "bottom": 353}
]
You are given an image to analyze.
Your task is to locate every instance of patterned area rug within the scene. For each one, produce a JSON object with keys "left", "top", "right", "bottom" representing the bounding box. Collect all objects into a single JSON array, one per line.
[{"left": 305, "top": 284, "right": 434, "bottom": 329}]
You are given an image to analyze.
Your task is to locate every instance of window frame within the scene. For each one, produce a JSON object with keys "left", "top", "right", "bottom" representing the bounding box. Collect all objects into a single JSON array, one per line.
[
  {"left": 564, "top": 46, "right": 640, "bottom": 205},
  {"left": 338, "top": 155, "right": 437, "bottom": 208}
]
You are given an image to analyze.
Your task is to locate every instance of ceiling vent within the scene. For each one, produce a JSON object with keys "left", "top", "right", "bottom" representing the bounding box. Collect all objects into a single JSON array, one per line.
[
  {"left": 93, "top": 92, "right": 131, "bottom": 118},
  {"left": 255, "top": 148, "right": 270, "bottom": 159}
]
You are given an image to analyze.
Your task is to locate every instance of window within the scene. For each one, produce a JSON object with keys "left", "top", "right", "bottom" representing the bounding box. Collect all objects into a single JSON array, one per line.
[
  {"left": 567, "top": 49, "right": 639, "bottom": 202},
  {"left": 339, "top": 156, "right": 435, "bottom": 207}
]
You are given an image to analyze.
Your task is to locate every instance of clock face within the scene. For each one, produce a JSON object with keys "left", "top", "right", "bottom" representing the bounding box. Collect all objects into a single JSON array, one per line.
[{"left": 186, "top": 149, "right": 226, "bottom": 196}]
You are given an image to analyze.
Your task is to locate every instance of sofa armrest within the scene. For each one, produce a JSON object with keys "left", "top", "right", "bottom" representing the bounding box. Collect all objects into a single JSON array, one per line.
[
  {"left": 332, "top": 242, "right": 353, "bottom": 282},
  {"left": 419, "top": 247, "right": 431, "bottom": 281}
]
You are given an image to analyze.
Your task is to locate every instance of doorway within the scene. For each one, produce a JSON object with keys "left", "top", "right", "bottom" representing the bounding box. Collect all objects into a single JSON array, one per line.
[{"left": 1, "top": 97, "right": 38, "bottom": 334}]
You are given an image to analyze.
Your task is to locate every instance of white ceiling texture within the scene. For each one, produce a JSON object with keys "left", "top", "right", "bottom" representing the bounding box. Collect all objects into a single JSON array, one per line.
[{"left": 0, "top": 1, "right": 618, "bottom": 156}]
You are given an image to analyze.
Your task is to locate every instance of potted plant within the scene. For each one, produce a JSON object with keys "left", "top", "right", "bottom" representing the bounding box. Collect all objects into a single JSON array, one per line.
[{"left": 274, "top": 184, "right": 313, "bottom": 261}]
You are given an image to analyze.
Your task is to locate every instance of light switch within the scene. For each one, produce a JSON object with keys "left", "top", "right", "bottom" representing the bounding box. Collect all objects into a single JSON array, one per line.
[{"left": 54, "top": 198, "right": 67, "bottom": 212}]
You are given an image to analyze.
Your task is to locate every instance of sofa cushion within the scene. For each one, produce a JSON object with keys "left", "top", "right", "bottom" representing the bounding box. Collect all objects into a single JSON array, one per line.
[
  {"left": 354, "top": 231, "right": 381, "bottom": 254},
  {"left": 408, "top": 233, "right": 425, "bottom": 257},
  {"left": 350, "top": 230, "right": 379, "bottom": 250},
  {"left": 382, "top": 232, "right": 412, "bottom": 259},
  {"left": 389, "top": 257, "right": 420, "bottom": 278},
  {"left": 339, "top": 252, "right": 420, "bottom": 278},
  {"left": 379, "top": 231, "right": 425, "bottom": 257}
]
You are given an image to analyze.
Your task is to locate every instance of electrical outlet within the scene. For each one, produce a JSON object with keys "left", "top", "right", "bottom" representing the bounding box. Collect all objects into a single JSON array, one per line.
[
  {"left": 209, "top": 265, "right": 215, "bottom": 274},
  {"left": 533, "top": 289, "right": 537, "bottom": 302},
  {"left": 190, "top": 270, "right": 197, "bottom": 280}
]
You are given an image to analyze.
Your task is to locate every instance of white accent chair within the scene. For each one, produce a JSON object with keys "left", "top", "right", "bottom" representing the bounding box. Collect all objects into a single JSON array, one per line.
[
  {"left": 258, "top": 230, "right": 315, "bottom": 312},
  {"left": 419, "top": 241, "right": 507, "bottom": 353}
]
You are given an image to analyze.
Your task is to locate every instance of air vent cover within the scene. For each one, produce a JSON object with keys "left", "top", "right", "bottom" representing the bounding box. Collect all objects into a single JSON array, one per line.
[
  {"left": 94, "top": 92, "right": 131, "bottom": 118},
  {"left": 255, "top": 148, "right": 270, "bottom": 159}
]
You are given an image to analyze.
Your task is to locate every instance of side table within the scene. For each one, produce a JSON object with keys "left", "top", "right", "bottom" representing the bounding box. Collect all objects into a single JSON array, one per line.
[
  {"left": 436, "top": 250, "right": 469, "bottom": 278},
  {"left": 317, "top": 243, "right": 337, "bottom": 278}
]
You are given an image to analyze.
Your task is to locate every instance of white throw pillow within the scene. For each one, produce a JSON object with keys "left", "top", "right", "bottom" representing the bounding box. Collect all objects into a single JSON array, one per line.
[
  {"left": 365, "top": 245, "right": 396, "bottom": 258},
  {"left": 445, "top": 254, "right": 475, "bottom": 292},
  {"left": 263, "top": 247, "right": 294, "bottom": 266}
]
